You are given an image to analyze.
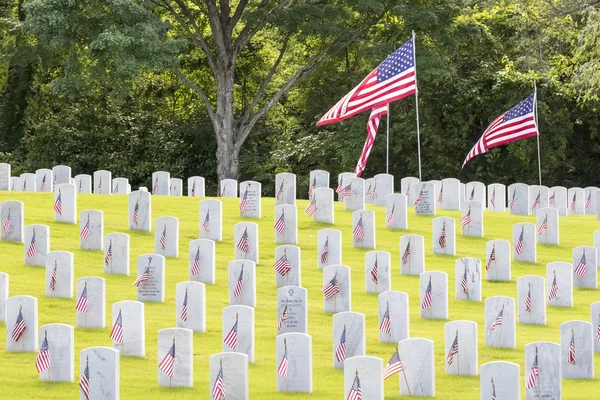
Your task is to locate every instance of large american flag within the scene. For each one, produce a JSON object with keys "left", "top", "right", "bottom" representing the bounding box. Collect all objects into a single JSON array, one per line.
[
  {"left": 320, "top": 237, "right": 329, "bottom": 264},
  {"left": 191, "top": 246, "right": 200, "bottom": 276},
  {"left": 180, "top": 289, "right": 188, "bottom": 322},
  {"left": 35, "top": 335, "right": 51, "bottom": 373},
  {"left": 353, "top": 216, "right": 364, "bottom": 241},
  {"left": 379, "top": 303, "right": 391, "bottom": 335},
  {"left": 462, "top": 93, "right": 538, "bottom": 167},
  {"left": 80, "top": 358, "right": 90, "bottom": 400},
  {"left": 347, "top": 372, "right": 362, "bottom": 400},
  {"left": 335, "top": 325, "right": 346, "bottom": 362},
  {"left": 354, "top": 104, "right": 388, "bottom": 177},
  {"left": 568, "top": 331, "right": 576, "bottom": 365},
  {"left": 274, "top": 212, "right": 285, "bottom": 235},
  {"left": 277, "top": 348, "right": 288, "bottom": 377},
  {"left": 487, "top": 308, "right": 503, "bottom": 334},
  {"left": 2, "top": 208, "right": 10, "bottom": 234},
  {"left": 277, "top": 305, "right": 288, "bottom": 330},
  {"left": 110, "top": 309, "right": 124, "bottom": 344},
  {"left": 223, "top": 319, "right": 238, "bottom": 350},
  {"left": 574, "top": 252, "right": 587, "bottom": 278},
  {"left": 159, "top": 341, "right": 176, "bottom": 378},
  {"left": 11, "top": 308, "right": 27, "bottom": 342},
  {"left": 234, "top": 267, "right": 244, "bottom": 297},
  {"left": 273, "top": 253, "right": 291, "bottom": 276},
  {"left": 75, "top": 284, "right": 88, "bottom": 315},
  {"left": 321, "top": 274, "right": 340, "bottom": 300},
  {"left": 80, "top": 217, "right": 90, "bottom": 241},
  {"left": 548, "top": 273, "right": 558, "bottom": 300},
  {"left": 515, "top": 229, "right": 524, "bottom": 255},
  {"left": 212, "top": 364, "right": 226, "bottom": 400},
  {"left": 382, "top": 351, "right": 403, "bottom": 380},
  {"left": 486, "top": 246, "right": 496, "bottom": 271},
  {"left": 446, "top": 332, "right": 459, "bottom": 366},
  {"left": 526, "top": 353, "right": 539, "bottom": 390},
  {"left": 421, "top": 278, "right": 432, "bottom": 309},
  {"left": 237, "top": 228, "right": 250, "bottom": 253},
  {"left": 54, "top": 191, "right": 63, "bottom": 215}
]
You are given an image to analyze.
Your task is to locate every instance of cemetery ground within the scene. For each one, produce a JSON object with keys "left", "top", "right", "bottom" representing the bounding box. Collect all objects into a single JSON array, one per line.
[{"left": 0, "top": 191, "right": 598, "bottom": 399}]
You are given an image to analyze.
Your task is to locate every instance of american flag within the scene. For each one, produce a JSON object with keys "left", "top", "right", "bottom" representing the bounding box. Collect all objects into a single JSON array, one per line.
[
  {"left": 526, "top": 354, "right": 539, "bottom": 390},
  {"left": 2, "top": 208, "right": 10, "bottom": 234},
  {"left": 105, "top": 239, "right": 113, "bottom": 267},
  {"left": 132, "top": 265, "right": 150, "bottom": 286},
  {"left": 595, "top": 315, "right": 600, "bottom": 342},
  {"left": 549, "top": 191, "right": 556, "bottom": 207},
  {"left": 490, "top": 188, "right": 496, "bottom": 207},
  {"left": 98, "top": 177, "right": 102, "bottom": 194},
  {"left": 180, "top": 289, "right": 188, "bottom": 322},
  {"left": 80, "top": 358, "right": 90, "bottom": 400},
  {"left": 277, "top": 305, "right": 288, "bottom": 330},
  {"left": 463, "top": 93, "right": 538, "bottom": 167},
  {"left": 354, "top": 105, "right": 385, "bottom": 177},
  {"left": 321, "top": 274, "right": 340, "bottom": 300},
  {"left": 336, "top": 178, "right": 344, "bottom": 194},
  {"left": 191, "top": 180, "right": 196, "bottom": 197},
  {"left": 459, "top": 209, "right": 471, "bottom": 227},
  {"left": 191, "top": 246, "right": 200, "bottom": 276},
  {"left": 401, "top": 241, "right": 410, "bottom": 264},
  {"left": 49, "top": 264, "right": 57, "bottom": 291},
  {"left": 446, "top": 332, "right": 459, "bottom": 366},
  {"left": 35, "top": 334, "right": 51, "bottom": 373},
  {"left": 113, "top": 183, "right": 118, "bottom": 195},
  {"left": 159, "top": 224, "right": 167, "bottom": 250},
  {"left": 234, "top": 267, "right": 244, "bottom": 297},
  {"left": 353, "top": 216, "right": 364, "bottom": 241},
  {"left": 468, "top": 187, "right": 475, "bottom": 201},
  {"left": 568, "top": 331, "right": 576, "bottom": 365},
  {"left": 414, "top": 187, "right": 423, "bottom": 207},
  {"left": 574, "top": 251, "right": 587, "bottom": 278},
  {"left": 212, "top": 363, "right": 226, "bottom": 400},
  {"left": 110, "top": 309, "right": 124, "bottom": 343},
  {"left": 549, "top": 272, "right": 559, "bottom": 300},
  {"left": 220, "top": 184, "right": 226, "bottom": 197},
  {"left": 273, "top": 253, "right": 291, "bottom": 276},
  {"left": 240, "top": 189, "right": 248, "bottom": 213},
  {"left": 537, "top": 215, "right": 548, "bottom": 235},
  {"left": 525, "top": 285, "right": 532, "bottom": 312},
  {"left": 276, "top": 180, "right": 284, "bottom": 200},
  {"left": 274, "top": 212, "right": 285, "bottom": 235},
  {"left": 379, "top": 303, "right": 391, "bottom": 335},
  {"left": 11, "top": 308, "right": 27, "bottom": 342},
  {"left": 370, "top": 256, "right": 378, "bottom": 284},
  {"left": 365, "top": 183, "right": 374, "bottom": 199},
  {"left": 80, "top": 216, "right": 90, "bottom": 241},
  {"left": 486, "top": 246, "right": 496, "bottom": 271},
  {"left": 335, "top": 325, "right": 346, "bottom": 362},
  {"left": 317, "top": 38, "right": 416, "bottom": 126},
  {"left": 487, "top": 308, "right": 503, "bottom": 334},
  {"left": 40, "top": 174, "right": 46, "bottom": 191},
  {"left": 54, "top": 190, "right": 63, "bottom": 215},
  {"left": 515, "top": 229, "right": 524, "bottom": 255},
  {"left": 133, "top": 200, "right": 139, "bottom": 224},
  {"left": 320, "top": 238, "right": 329, "bottom": 264},
  {"left": 421, "top": 278, "right": 432, "bottom": 309},
  {"left": 347, "top": 372, "right": 363, "bottom": 400},
  {"left": 438, "top": 223, "right": 446, "bottom": 248},
  {"left": 202, "top": 210, "right": 210, "bottom": 232},
  {"left": 277, "top": 348, "right": 288, "bottom": 378},
  {"left": 382, "top": 351, "right": 403, "bottom": 380},
  {"left": 509, "top": 190, "right": 516, "bottom": 210},
  {"left": 371, "top": 182, "right": 377, "bottom": 200},
  {"left": 223, "top": 319, "right": 238, "bottom": 350},
  {"left": 159, "top": 341, "right": 176, "bottom": 378},
  {"left": 570, "top": 192, "right": 577, "bottom": 212},
  {"left": 339, "top": 184, "right": 352, "bottom": 199},
  {"left": 76, "top": 284, "right": 88, "bottom": 315},
  {"left": 585, "top": 192, "right": 592, "bottom": 209},
  {"left": 532, "top": 192, "right": 541, "bottom": 211},
  {"left": 461, "top": 268, "right": 468, "bottom": 294},
  {"left": 237, "top": 228, "right": 250, "bottom": 253},
  {"left": 152, "top": 177, "right": 158, "bottom": 195},
  {"left": 27, "top": 230, "right": 36, "bottom": 257},
  {"left": 387, "top": 203, "right": 395, "bottom": 225},
  {"left": 438, "top": 183, "right": 443, "bottom": 203},
  {"left": 308, "top": 177, "right": 317, "bottom": 197},
  {"left": 304, "top": 196, "right": 318, "bottom": 216}
]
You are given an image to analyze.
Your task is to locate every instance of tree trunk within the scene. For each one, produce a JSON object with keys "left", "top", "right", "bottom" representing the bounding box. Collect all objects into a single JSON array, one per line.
[
  {"left": 213, "top": 65, "right": 240, "bottom": 182},
  {"left": 215, "top": 125, "right": 240, "bottom": 181}
]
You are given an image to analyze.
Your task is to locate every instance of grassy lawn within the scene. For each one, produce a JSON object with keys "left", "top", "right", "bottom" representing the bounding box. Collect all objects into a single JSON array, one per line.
[{"left": 0, "top": 191, "right": 598, "bottom": 399}]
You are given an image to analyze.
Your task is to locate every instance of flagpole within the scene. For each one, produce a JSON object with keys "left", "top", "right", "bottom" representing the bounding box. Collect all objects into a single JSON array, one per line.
[
  {"left": 412, "top": 30, "right": 422, "bottom": 181},
  {"left": 386, "top": 104, "right": 390, "bottom": 174},
  {"left": 534, "top": 82, "right": 542, "bottom": 185}
]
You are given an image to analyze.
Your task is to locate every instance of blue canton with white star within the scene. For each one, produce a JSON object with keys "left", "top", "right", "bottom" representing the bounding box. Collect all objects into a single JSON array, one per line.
[
  {"left": 503, "top": 94, "right": 534, "bottom": 122},
  {"left": 376, "top": 39, "right": 415, "bottom": 82}
]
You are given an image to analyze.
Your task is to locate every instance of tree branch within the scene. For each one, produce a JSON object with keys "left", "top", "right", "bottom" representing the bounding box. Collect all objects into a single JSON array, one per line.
[
  {"left": 229, "top": 0, "right": 249, "bottom": 32},
  {"left": 203, "top": 0, "right": 229, "bottom": 62},
  {"left": 172, "top": 65, "right": 215, "bottom": 120}
]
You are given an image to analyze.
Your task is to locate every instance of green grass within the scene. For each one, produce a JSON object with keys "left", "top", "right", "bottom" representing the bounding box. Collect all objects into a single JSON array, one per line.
[{"left": 0, "top": 191, "right": 599, "bottom": 399}]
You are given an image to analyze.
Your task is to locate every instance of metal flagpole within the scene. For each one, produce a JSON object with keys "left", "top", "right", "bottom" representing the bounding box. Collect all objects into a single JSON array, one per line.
[
  {"left": 412, "top": 30, "right": 422, "bottom": 181},
  {"left": 386, "top": 104, "right": 390, "bottom": 174},
  {"left": 534, "top": 82, "right": 542, "bottom": 185}
]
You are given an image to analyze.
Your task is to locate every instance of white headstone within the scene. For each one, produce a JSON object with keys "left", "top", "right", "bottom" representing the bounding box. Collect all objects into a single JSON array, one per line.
[
  {"left": 222, "top": 305, "right": 254, "bottom": 362},
  {"left": 199, "top": 199, "right": 222, "bottom": 241},
  {"left": 0, "top": 163, "right": 10, "bottom": 190},
  {"left": 420, "top": 271, "right": 448, "bottom": 319},
  {"left": 595, "top": 230, "right": 600, "bottom": 257},
  {"left": 373, "top": 173, "right": 393, "bottom": 206},
  {"left": 275, "top": 172, "right": 296, "bottom": 206},
  {"left": 53, "top": 185, "right": 78, "bottom": 222},
  {"left": 157, "top": 328, "right": 193, "bottom": 387},
  {"left": 480, "top": 361, "right": 520, "bottom": 400},
  {"left": 274, "top": 245, "right": 301, "bottom": 287},
  {"left": 79, "top": 210, "right": 103, "bottom": 250},
  {"left": 129, "top": 190, "right": 151, "bottom": 231},
  {"left": 274, "top": 204, "right": 297, "bottom": 244},
  {"left": 455, "top": 257, "right": 482, "bottom": 302},
  {"left": 524, "top": 341, "right": 561, "bottom": 399},
  {"left": 485, "top": 239, "right": 511, "bottom": 281},
  {"left": 518, "top": 275, "right": 546, "bottom": 325},
  {"left": 187, "top": 176, "right": 205, "bottom": 197},
  {"left": 465, "top": 181, "right": 486, "bottom": 205},
  {"left": 572, "top": 246, "right": 597, "bottom": 289},
  {"left": 332, "top": 312, "right": 365, "bottom": 369},
  {"left": 276, "top": 333, "right": 312, "bottom": 393},
  {"left": 336, "top": 172, "right": 356, "bottom": 202},
  {"left": 111, "top": 178, "right": 129, "bottom": 195},
  {"left": 1, "top": 200, "right": 24, "bottom": 242},
  {"left": 352, "top": 210, "right": 375, "bottom": 249},
  {"left": 401, "top": 177, "right": 419, "bottom": 207},
  {"left": 546, "top": 262, "right": 572, "bottom": 307},
  {"left": 220, "top": 178, "right": 238, "bottom": 197},
  {"left": 414, "top": 181, "right": 436, "bottom": 215},
  {"left": 397, "top": 338, "right": 435, "bottom": 396},
  {"left": 444, "top": 320, "right": 477, "bottom": 376},
  {"left": 176, "top": 281, "right": 205, "bottom": 332},
  {"left": 487, "top": 183, "right": 506, "bottom": 212},
  {"left": 151, "top": 171, "right": 170, "bottom": 196},
  {"left": 112, "top": 300, "right": 145, "bottom": 356},
  {"left": 135, "top": 254, "right": 165, "bottom": 302},
  {"left": 228, "top": 260, "right": 256, "bottom": 307},
  {"left": 400, "top": 234, "right": 425, "bottom": 275},
  {"left": 209, "top": 352, "right": 249, "bottom": 399},
  {"left": 560, "top": 320, "right": 594, "bottom": 379},
  {"left": 536, "top": 207, "right": 559, "bottom": 245},
  {"left": 169, "top": 178, "right": 183, "bottom": 196},
  {"left": 385, "top": 193, "right": 408, "bottom": 229},
  {"left": 378, "top": 291, "right": 409, "bottom": 343},
  {"left": 0, "top": 272, "right": 7, "bottom": 322},
  {"left": 45, "top": 251, "right": 74, "bottom": 298},
  {"left": 104, "top": 233, "right": 129, "bottom": 275},
  {"left": 318, "top": 229, "right": 342, "bottom": 269},
  {"left": 188, "top": 239, "right": 215, "bottom": 284},
  {"left": 459, "top": 201, "right": 484, "bottom": 237},
  {"left": 513, "top": 222, "right": 536, "bottom": 263},
  {"left": 365, "top": 250, "right": 390, "bottom": 293},
  {"left": 440, "top": 178, "right": 460, "bottom": 210},
  {"left": 233, "top": 222, "right": 259, "bottom": 263},
  {"left": 529, "top": 185, "right": 549, "bottom": 213},
  {"left": 52, "top": 165, "right": 71, "bottom": 185},
  {"left": 549, "top": 186, "right": 567, "bottom": 216},
  {"left": 312, "top": 187, "right": 334, "bottom": 224},
  {"left": 76, "top": 277, "right": 105, "bottom": 328},
  {"left": 239, "top": 181, "right": 261, "bottom": 218},
  {"left": 80, "top": 347, "right": 120, "bottom": 399},
  {"left": 364, "top": 178, "right": 375, "bottom": 204},
  {"left": 6, "top": 295, "right": 38, "bottom": 352},
  {"left": 10, "top": 176, "right": 19, "bottom": 192},
  {"left": 93, "top": 170, "right": 111, "bottom": 194},
  {"left": 38, "top": 323, "right": 74, "bottom": 382},
  {"left": 309, "top": 169, "right": 329, "bottom": 194},
  {"left": 484, "top": 296, "right": 516, "bottom": 348},
  {"left": 343, "top": 356, "right": 383, "bottom": 399},
  {"left": 277, "top": 286, "right": 307, "bottom": 335},
  {"left": 508, "top": 183, "right": 530, "bottom": 215},
  {"left": 590, "top": 302, "right": 600, "bottom": 353},
  {"left": 567, "top": 187, "right": 585, "bottom": 215},
  {"left": 432, "top": 216, "right": 456, "bottom": 255},
  {"left": 155, "top": 216, "right": 179, "bottom": 257},
  {"left": 323, "top": 265, "right": 351, "bottom": 313},
  {"left": 20, "top": 172, "right": 36, "bottom": 191},
  {"left": 344, "top": 177, "right": 365, "bottom": 211},
  {"left": 584, "top": 186, "right": 598, "bottom": 215}
]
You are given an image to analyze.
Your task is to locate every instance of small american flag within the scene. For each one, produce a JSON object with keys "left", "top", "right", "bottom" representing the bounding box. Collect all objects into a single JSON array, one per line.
[
  {"left": 132, "top": 265, "right": 150, "bottom": 286},
  {"left": 490, "top": 188, "right": 495, "bottom": 207},
  {"left": 532, "top": 192, "right": 541, "bottom": 211},
  {"left": 525, "top": 285, "right": 532, "bottom": 312},
  {"left": 191, "top": 246, "right": 200, "bottom": 276},
  {"left": 387, "top": 203, "right": 395, "bottom": 225},
  {"left": 80, "top": 216, "right": 90, "bottom": 241},
  {"left": 574, "top": 251, "right": 587, "bottom": 278},
  {"left": 308, "top": 177, "right": 317, "bottom": 197},
  {"left": 383, "top": 351, "right": 403, "bottom": 380},
  {"left": 273, "top": 253, "right": 291, "bottom": 276},
  {"left": 11, "top": 307, "right": 27, "bottom": 342},
  {"left": 113, "top": 183, "right": 118, "bottom": 195},
  {"left": 336, "top": 178, "right": 344, "bottom": 194},
  {"left": 438, "top": 223, "right": 447, "bottom": 248},
  {"left": 353, "top": 215, "right": 364, "bottom": 241},
  {"left": 277, "top": 305, "right": 288, "bottom": 330},
  {"left": 486, "top": 246, "right": 496, "bottom": 271},
  {"left": 526, "top": 354, "right": 539, "bottom": 390},
  {"left": 568, "top": 330, "right": 576, "bottom": 365},
  {"left": 304, "top": 196, "right": 318, "bottom": 216},
  {"left": 421, "top": 278, "right": 432, "bottom": 309},
  {"left": 570, "top": 192, "right": 577, "bottom": 212},
  {"left": 537, "top": 215, "right": 548, "bottom": 235},
  {"left": 76, "top": 284, "right": 88, "bottom": 315},
  {"left": 459, "top": 208, "right": 471, "bottom": 227},
  {"left": 461, "top": 268, "right": 468, "bottom": 294},
  {"left": 413, "top": 188, "right": 423, "bottom": 207},
  {"left": 237, "top": 228, "right": 250, "bottom": 253},
  {"left": 191, "top": 180, "right": 196, "bottom": 197},
  {"left": 2, "top": 208, "right": 10, "bottom": 234},
  {"left": 105, "top": 239, "right": 113, "bottom": 267},
  {"left": 35, "top": 334, "right": 51, "bottom": 373},
  {"left": 321, "top": 274, "right": 340, "bottom": 300},
  {"left": 80, "top": 358, "right": 90, "bottom": 400},
  {"left": 133, "top": 200, "right": 139, "bottom": 224},
  {"left": 27, "top": 230, "right": 36, "bottom": 257},
  {"left": 509, "top": 190, "right": 516, "bottom": 210},
  {"left": 401, "top": 241, "right": 410, "bottom": 264},
  {"left": 202, "top": 210, "right": 210, "bottom": 232},
  {"left": 370, "top": 256, "right": 378, "bottom": 284},
  {"left": 159, "top": 341, "right": 176, "bottom": 378},
  {"left": 223, "top": 319, "right": 238, "bottom": 350},
  {"left": 515, "top": 229, "right": 524, "bottom": 255},
  {"left": 180, "top": 289, "right": 188, "bottom": 322},
  {"left": 595, "top": 315, "right": 600, "bottom": 342},
  {"left": 49, "top": 264, "right": 57, "bottom": 291},
  {"left": 548, "top": 272, "right": 558, "bottom": 300},
  {"left": 40, "top": 174, "right": 46, "bottom": 191},
  {"left": 446, "top": 332, "right": 459, "bottom": 366},
  {"left": 277, "top": 348, "right": 288, "bottom": 378},
  {"left": 152, "top": 177, "right": 158, "bottom": 195},
  {"left": 211, "top": 363, "right": 226, "bottom": 400},
  {"left": 159, "top": 224, "right": 167, "bottom": 250},
  {"left": 320, "top": 238, "right": 329, "bottom": 264},
  {"left": 339, "top": 184, "right": 352, "bottom": 199},
  {"left": 379, "top": 303, "right": 391, "bottom": 335},
  {"left": 98, "top": 177, "right": 102, "bottom": 194},
  {"left": 276, "top": 180, "right": 284, "bottom": 200},
  {"left": 371, "top": 182, "right": 377, "bottom": 200},
  {"left": 233, "top": 267, "right": 244, "bottom": 297},
  {"left": 585, "top": 192, "right": 592, "bottom": 209},
  {"left": 54, "top": 190, "right": 63, "bottom": 215},
  {"left": 274, "top": 212, "right": 285, "bottom": 235},
  {"left": 335, "top": 325, "right": 346, "bottom": 362},
  {"left": 549, "top": 191, "right": 556, "bottom": 207},
  {"left": 487, "top": 308, "right": 503, "bottom": 334},
  {"left": 347, "top": 372, "right": 362, "bottom": 400},
  {"left": 437, "top": 183, "right": 443, "bottom": 203},
  {"left": 240, "top": 189, "right": 248, "bottom": 213},
  {"left": 110, "top": 309, "right": 124, "bottom": 343},
  {"left": 468, "top": 187, "right": 475, "bottom": 201},
  {"left": 365, "top": 183, "right": 374, "bottom": 199}
]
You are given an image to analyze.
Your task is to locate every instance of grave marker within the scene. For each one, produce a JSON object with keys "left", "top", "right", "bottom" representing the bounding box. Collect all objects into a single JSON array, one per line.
[
  {"left": 444, "top": 320, "right": 478, "bottom": 376},
  {"left": 322, "top": 265, "right": 351, "bottom": 313},
  {"left": 76, "top": 277, "right": 105, "bottom": 328},
  {"left": 80, "top": 210, "right": 104, "bottom": 250},
  {"left": 74, "top": 174, "right": 92, "bottom": 194},
  {"left": 45, "top": 251, "right": 74, "bottom": 299},
  {"left": 549, "top": 186, "right": 567, "bottom": 216},
  {"left": 93, "top": 170, "right": 112, "bottom": 194},
  {"left": 378, "top": 291, "right": 409, "bottom": 343},
  {"left": 155, "top": 216, "right": 179, "bottom": 258},
  {"left": 274, "top": 204, "right": 297, "bottom": 244},
  {"left": 0, "top": 163, "right": 10, "bottom": 190},
  {"left": 440, "top": 178, "right": 460, "bottom": 210},
  {"left": 54, "top": 184, "right": 77, "bottom": 223},
  {"left": 365, "top": 250, "right": 390, "bottom": 293},
  {"left": 151, "top": 171, "right": 170, "bottom": 196},
  {"left": 332, "top": 312, "right": 365, "bottom": 369},
  {"left": 276, "top": 333, "right": 312, "bottom": 393},
  {"left": 312, "top": 187, "right": 334, "bottom": 224},
  {"left": 222, "top": 305, "right": 255, "bottom": 362},
  {"left": 524, "top": 341, "right": 561, "bottom": 400},
  {"left": 518, "top": 275, "right": 546, "bottom": 325},
  {"left": 536, "top": 207, "right": 559, "bottom": 245},
  {"left": 414, "top": 181, "right": 436, "bottom": 215},
  {"left": 546, "top": 262, "right": 572, "bottom": 307},
  {"left": 420, "top": 271, "right": 448, "bottom": 319},
  {"left": 385, "top": 193, "right": 408, "bottom": 229},
  {"left": 560, "top": 320, "right": 594, "bottom": 379},
  {"left": 275, "top": 172, "right": 296, "bottom": 206},
  {"left": 432, "top": 217, "right": 456, "bottom": 255},
  {"left": 373, "top": 173, "right": 394, "bottom": 206},
  {"left": 507, "top": 183, "right": 530, "bottom": 215},
  {"left": 317, "top": 229, "right": 342, "bottom": 269},
  {"left": 6, "top": 295, "right": 38, "bottom": 352},
  {"left": 52, "top": 165, "right": 71, "bottom": 185},
  {"left": 277, "top": 286, "right": 307, "bottom": 335},
  {"left": 187, "top": 176, "right": 205, "bottom": 197},
  {"left": 228, "top": 260, "right": 256, "bottom": 307},
  {"left": 343, "top": 356, "right": 383, "bottom": 400},
  {"left": 400, "top": 234, "right": 425, "bottom": 275},
  {"left": 513, "top": 223, "right": 536, "bottom": 263},
  {"left": 134, "top": 254, "right": 165, "bottom": 302},
  {"left": 169, "top": 178, "right": 182, "bottom": 196},
  {"left": 209, "top": 352, "right": 249, "bottom": 399},
  {"left": 104, "top": 233, "right": 130, "bottom": 275},
  {"left": 1, "top": 200, "right": 24, "bottom": 242},
  {"left": 567, "top": 187, "right": 585, "bottom": 215},
  {"left": 274, "top": 245, "right": 301, "bottom": 287},
  {"left": 336, "top": 172, "right": 355, "bottom": 202},
  {"left": 220, "top": 178, "right": 238, "bottom": 197},
  {"left": 455, "top": 257, "right": 482, "bottom": 302},
  {"left": 459, "top": 201, "right": 483, "bottom": 237},
  {"left": 480, "top": 361, "right": 520, "bottom": 400},
  {"left": 20, "top": 173, "right": 36, "bottom": 192},
  {"left": 352, "top": 210, "right": 375, "bottom": 249},
  {"left": 484, "top": 296, "right": 516, "bottom": 348},
  {"left": 584, "top": 186, "right": 598, "bottom": 215},
  {"left": 401, "top": 177, "right": 419, "bottom": 207},
  {"left": 36, "top": 169, "right": 53, "bottom": 193},
  {"left": 111, "top": 300, "right": 145, "bottom": 356},
  {"left": 397, "top": 338, "right": 435, "bottom": 396},
  {"left": 129, "top": 190, "right": 152, "bottom": 232},
  {"left": 239, "top": 181, "right": 261, "bottom": 218},
  {"left": 572, "top": 246, "right": 597, "bottom": 289},
  {"left": 112, "top": 178, "right": 129, "bottom": 195},
  {"left": 176, "top": 281, "right": 205, "bottom": 332},
  {"left": 188, "top": 239, "right": 215, "bottom": 284},
  {"left": 465, "top": 181, "right": 486, "bottom": 205},
  {"left": 80, "top": 347, "right": 120, "bottom": 399},
  {"left": 199, "top": 199, "right": 222, "bottom": 241},
  {"left": 234, "top": 222, "right": 259, "bottom": 263},
  {"left": 157, "top": 328, "right": 193, "bottom": 387},
  {"left": 485, "top": 240, "right": 511, "bottom": 281},
  {"left": 344, "top": 177, "right": 365, "bottom": 211},
  {"left": 487, "top": 183, "right": 506, "bottom": 212},
  {"left": 38, "top": 323, "right": 74, "bottom": 382}
]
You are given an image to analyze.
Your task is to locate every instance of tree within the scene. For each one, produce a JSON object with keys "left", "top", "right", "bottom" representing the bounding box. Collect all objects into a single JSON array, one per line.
[{"left": 23, "top": 0, "right": 391, "bottom": 180}]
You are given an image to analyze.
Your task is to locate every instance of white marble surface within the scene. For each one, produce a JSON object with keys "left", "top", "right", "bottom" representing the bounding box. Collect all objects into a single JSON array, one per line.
[
  {"left": 385, "top": 193, "right": 408, "bottom": 229},
  {"left": 104, "top": 233, "right": 129, "bottom": 275},
  {"left": 440, "top": 178, "right": 460, "bottom": 210},
  {"left": 480, "top": 361, "right": 520, "bottom": 400},
  {"left": 365, "top": 250, "right": 390, "bottom": 293},
  {"left": 572, "top": 246, "right": 597, "bottom": 288},
  {"left": 52, "top": 165, "right": 71, "bottom": 185},
  {"left": 151, "top": 171, "right": 170, "bottom": 196},
  {"left": 74, "top": 174, "right": 92, "bottom": 194},
  {"left": 0, "top": 272, "right": 7, "bottom": 322},
  {"left": 444, "top": 320, "right": 477, "bottom": 376},
  {"left": 518, "top": 275, "right": 546, "bottom": 325},
  {"left": 460, "top": 200, "right": 483, "bottom": 237},
  {"left": 9, "top": 176, "right": 19, "bottom": 192},
  {"left": 398, "top": 338, "right": 435, "bottom": 396},
  {"left": 55, "top": 184, "right": 77, "bottom": 223},
  {"left": 276, "top": 333, "right": 312, "bottom": 393},
  {"left": 432, "top": 216, "right": 456, "bottom": 255},
  {"left": 275, "top": 172, "right": 296, "bottom": 206},
  {"left": 549, "top": 186, "right": 568, "bottom": 216},
  {"left": 79, "top": 210, "right": 103, "bottom": 250},
  {"left": 401, "top": 177, "right": 419, "bottom": 207},
  {"left": 111, "top": 178, "right": 129, "bottom": 195},
  {"left": 274, "top": 246, "right": 301, "bottom": 287},
  {"left": 373, "top": 173, "right": 394, "bottom": 206},
  {"left": 274, "top": 204, "right": 297, "bottom": 244},
  {"left": 567, "top": 187, "right": 585, "bottom": 215},
  {"left": 188, "top": 239, "right": 215, "bottom": 284},
  {"left": 455, "top": 257, "right": 482, "bottom": 302},
  {"left": 529, "top": 185, "right": 549, "bottom": 213},
  {"left": 112, "top": 300, "right": 145, "bottom": 356},
  {"left": 309, "top": 169, "right": 329, "bottom": 193},
  {"left": 485, "top": 239, "right": 511, "bottom": 281},
  {"left": 513, "top": 222, "right": 536, "bottom": 263},
  {"left": 6, "top": 295, "right": 38, "bottom": 352},
  {"left": 508, "top": 183, "right": 529, "bottom": 215},
  {"left": 154, "top": 216, "right": 179, "bottom": 257},
  {"left": 317, "top": 229, "right": 342, "bottom": 269},
  {"left": 323, "top": 265, "right": 351, "bottom": 313},
  {"left": 176, "top": 281, "right": 205, "bottom": 332},
  {"left": 560, "top": 320, "right": 594, "bottom": 378},
  {"left": 487, "top": 183, "right": 506, "bottom": 212},
  {"left": 336, "top": 172, "right": 355, "bottom": 202},
  {"left": 220, "top": 178, "right": 238, "bottom": 197},
  {"left": 157, "top": 328, "right": 193, "bottom": 387},
  {"left": 20, "top": 172, "right": 36, "bottom": 192},
  {"left": 343, "top": 356, "right": 383, "bottom": 400},
  {"left": 0, "top": 163, "right": 10, "bottom": 190},
  {"left": 590, "top": 302, "right": 600, "bottom": 353},
  {"left": 222, "top": 305, "right": 255, "bottom": 362},
  {"left": 45, "top": 251, "right": 74, "bottom": 298},
  {"left": 344, "top": 177, "right": 365, "bottom": 211},
  {"left": 38, "top": 323, "right": 74, "bottom": 382},
  {"left": 420, "top": 271, "right": 448, "bottom": 319},
  {"left": 414, "top": 181, "right": 436, "bottom": 215},
  {"left": 93, "top": 170, "right": 111, "bottom": 194},
  {"left": 277, "top": 286, "right": 307, "bottom": 335},
  {"left": 228, "top": 260, "right": 256, "bottom": 307},
  {"left": 524, "top": 341, "right": 561, "bottom": 400},
  {"left": 595, "top": 229, "right": 600, "bottom": 252},
  {"left": 129, "top": 190, "right": 151, "bottom": 232},
  {"left": 536, "top": 207, "right": 559, "bottom": 245},
  {"left": 484, "top": 296, "right": 516, "bottom": 348},
  {"left": 400, "top": 234, "right": 424, "bottom": 276},
  {"left": 1, "top": 200, "right": 23, "bottom": 242},
  {"left": 313, "top": 187, "right": 334, "bottom": 224},
  {"left": 332, "top": 312, "right": 365, "bottom": 369},
  {"left": 35, "top": 169, "right": 52, "bottom": 193},
  {"left": 80, "top": 346, "right": 119, "bottom": 399},
  {"left": 209, "top": 352, "right": 249, "bottom": 400},
  {"left": 584, "top": 186, "right": 598, "bottom": 215},
  {"left": 546, "top": 262, "right": 572, "bottom": 307},
  {"left": 239, "top": 180, "right": 261, "bottom": 218},
  {"left": 199, "top": 199, "right": 222, "bottom": 241},
  {"left": 234, "top": 222, "right": 259, "bottom": 263},
  {"left": 76, "top": 277, "right": 105, "bottom": 328},
  {"left": 378, "top": 291, "right": 409, "bottom": 343},
  {"left": 352, "top": 210, "right": 375, "bottom": 249},
  {"left": 169, "top": 178, "right": 182, "bottom": 196},
  {"left": 187, "top": 176, "right": 205, "bottom": 197},
  {"left": 364, "top": 178, "right": 374, "bottom": 204},
  {"left": 136, "top": 254, "right": 165, "bottom": 302}
]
